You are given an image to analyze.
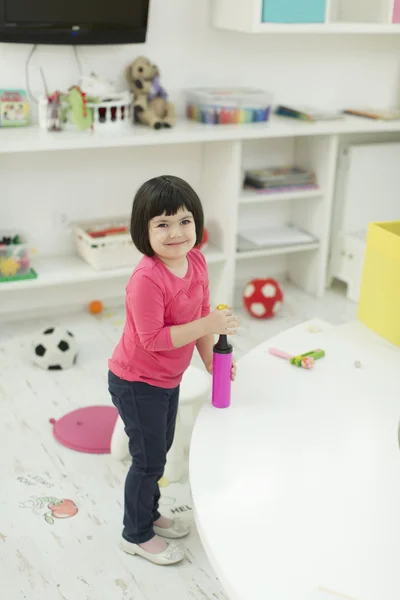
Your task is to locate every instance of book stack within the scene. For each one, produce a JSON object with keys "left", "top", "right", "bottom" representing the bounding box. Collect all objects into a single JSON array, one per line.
[
  {"left": 237, "top": 225, "right": 317, "bottom": 253},
  {"left": 244, "top": 165, "right": 317, "bottom": 193}
]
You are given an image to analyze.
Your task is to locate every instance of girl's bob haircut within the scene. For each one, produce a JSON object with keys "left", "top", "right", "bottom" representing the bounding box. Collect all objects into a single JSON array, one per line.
[{"left": 130, "top": 175, "right": 204, "bottom": 257}]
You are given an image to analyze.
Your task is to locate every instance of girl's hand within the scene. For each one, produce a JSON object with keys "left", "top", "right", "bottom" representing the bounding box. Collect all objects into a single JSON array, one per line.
[
  {"left": 206, "top": 359, "right": 237, "bottom": 381},
  {"left": 231, "top": 360, "right": 237, "bottom": 381},
  {"left": 206, "top": 307, "right": 239, "bottom": 336}
]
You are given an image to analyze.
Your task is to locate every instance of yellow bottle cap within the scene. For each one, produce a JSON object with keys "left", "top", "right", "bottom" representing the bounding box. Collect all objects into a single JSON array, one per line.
[{"left": 216, "top": 304, "right": 229, "bottom": 311}]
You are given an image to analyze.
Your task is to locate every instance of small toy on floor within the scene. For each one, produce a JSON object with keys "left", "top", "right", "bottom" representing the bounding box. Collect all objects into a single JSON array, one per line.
[
  {"left": 89, "top": 300, "right": 104, "bottom": 315},
  {"left": 269, "top": 347, "right": 325, "bottom": 369},
  {"left": 50, "top": 406, "right": 118, "bottom": 453},
  {"left": 33, "top": 327, "right": 78, "bottom": 370}
]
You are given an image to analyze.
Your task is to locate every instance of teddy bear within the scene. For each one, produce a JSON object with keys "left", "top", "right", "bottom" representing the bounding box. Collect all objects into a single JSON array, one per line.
[{"left": 125, "top": 56, "right": 176, "bottom": 129}]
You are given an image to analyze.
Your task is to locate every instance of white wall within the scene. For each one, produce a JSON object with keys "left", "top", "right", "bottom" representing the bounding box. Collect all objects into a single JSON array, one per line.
[
  {"left": 2, "top": 0, "right": 400, "bottom": 287},
  {"left": 2, "top": 0, "right": 400, "bottom": 122}
]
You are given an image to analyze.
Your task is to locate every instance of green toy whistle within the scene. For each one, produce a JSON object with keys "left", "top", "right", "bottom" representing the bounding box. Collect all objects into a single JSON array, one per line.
[{"left": 290, "top": 348, "right": 325, "bottom": 367}]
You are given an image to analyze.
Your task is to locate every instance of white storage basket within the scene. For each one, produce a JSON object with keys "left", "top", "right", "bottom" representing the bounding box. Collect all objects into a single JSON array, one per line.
[
  {"left": 73, "top": 217, "right": 142, "bottom": 271},
  {"left": 38, "top": 93, "right": 132, "bottom": 131}
]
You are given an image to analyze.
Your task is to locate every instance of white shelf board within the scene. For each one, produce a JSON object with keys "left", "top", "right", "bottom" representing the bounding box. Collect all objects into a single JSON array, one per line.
[
  {"left": 217, "top": 22, "right": 400, "bottom": 34},
  {"left": 0, "top": 245, "right": 226, "bottom": 292},
  {"left": 3, "top": 116, "right": 400, "bottom": 154},
  {"left": 239, "top": 187, "right": 323, "bottom": 205},
  {"left": 256, "top": 22, "right": 400, "bottom": 34},
  {"left": 235, "top": 241, "right": 320, "bottom": 260}
]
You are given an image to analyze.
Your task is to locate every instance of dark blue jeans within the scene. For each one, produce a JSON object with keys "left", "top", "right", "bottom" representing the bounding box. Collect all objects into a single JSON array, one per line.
[{"left": 108, "top": 370, "right": 179, "bottom": 544}]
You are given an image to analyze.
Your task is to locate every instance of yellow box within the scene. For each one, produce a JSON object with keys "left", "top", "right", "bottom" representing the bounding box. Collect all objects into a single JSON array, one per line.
[{"left": 358, "top": 221, "right": 400, "bottom": 346}]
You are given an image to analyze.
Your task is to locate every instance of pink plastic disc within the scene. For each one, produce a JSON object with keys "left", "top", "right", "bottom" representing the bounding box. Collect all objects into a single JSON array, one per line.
[{"left": 49, "top": 406, "right": 118, "bottom": 454}]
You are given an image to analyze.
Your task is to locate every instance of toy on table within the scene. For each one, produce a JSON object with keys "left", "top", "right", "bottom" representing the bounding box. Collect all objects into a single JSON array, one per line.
[
  {"left": 269, "top": 347, "right": 325, "bottom": 369},
  {"left": 212, "top": 304, "right": 233, "bottom": 409}
]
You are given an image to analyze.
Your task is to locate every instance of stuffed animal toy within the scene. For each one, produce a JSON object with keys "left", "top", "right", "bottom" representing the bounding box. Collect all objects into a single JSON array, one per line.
[{"left": 125, "top": 56, "right": 176, "bottom": 129}]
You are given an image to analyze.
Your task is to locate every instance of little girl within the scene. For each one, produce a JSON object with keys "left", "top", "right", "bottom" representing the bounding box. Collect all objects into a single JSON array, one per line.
[{"left": 108, "top": 175, "right": 239, "bottom": 566}]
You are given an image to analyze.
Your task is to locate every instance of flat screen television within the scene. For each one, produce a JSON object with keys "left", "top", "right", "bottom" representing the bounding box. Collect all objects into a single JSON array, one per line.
[{"left": 0, "top": 0, "right": 150, "bottom": 45}]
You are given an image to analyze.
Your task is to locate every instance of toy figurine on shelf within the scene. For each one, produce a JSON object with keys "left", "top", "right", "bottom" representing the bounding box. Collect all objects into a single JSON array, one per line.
[
  {"left": 46, "top": 91, "right": 63, "bottom": 132},
  {"left": 126, "top": 56, "right": 176, "bottom": 129},
  {"left": 65, "top": 86, "right": 93, "bottom": 131},
  {"left": 0, "top": 89, "right": 29, "bottom": 127}
]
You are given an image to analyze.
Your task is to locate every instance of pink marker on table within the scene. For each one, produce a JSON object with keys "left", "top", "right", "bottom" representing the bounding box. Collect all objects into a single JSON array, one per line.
[
  {"left": 269, "top": 347, "right": 317, "bottom": 369},
  {"left": 269, "top": 347, "right": 293, "bottom": 360}
]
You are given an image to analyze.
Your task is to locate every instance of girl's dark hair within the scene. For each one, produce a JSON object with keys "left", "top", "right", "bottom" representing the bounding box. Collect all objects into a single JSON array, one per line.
[{"left": 130, "top": 175, "right": 204, "bottom": 257}]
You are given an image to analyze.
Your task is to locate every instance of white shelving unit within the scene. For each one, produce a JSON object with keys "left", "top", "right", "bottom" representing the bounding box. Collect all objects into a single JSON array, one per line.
[
  {"left": 2, "top": 245, "right": 226, "bottom": 292},
  {"left": 239, "top": 187, "right": 323, "bottom": 205},
  {"left": 234, "top": 134, "right": 337, "bottom": 297},
  {"left": 236, "top": 242, "right": 320, "bottom": 260},
  {"left": 1, "top": 117, "right": 400, "bottom": 321},
  {"left": 213, "top": 0, "right": 400, "bottom": 33}
]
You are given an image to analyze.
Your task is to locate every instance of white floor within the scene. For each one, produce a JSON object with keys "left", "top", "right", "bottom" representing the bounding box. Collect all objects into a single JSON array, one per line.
[{"left": 0, "top": 283, "right": 357, "bottom": 600}]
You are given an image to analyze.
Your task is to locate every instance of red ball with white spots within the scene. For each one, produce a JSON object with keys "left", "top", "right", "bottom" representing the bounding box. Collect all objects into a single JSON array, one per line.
[{"left": 243, "top": 278, "right": 283, "bottom": 319}]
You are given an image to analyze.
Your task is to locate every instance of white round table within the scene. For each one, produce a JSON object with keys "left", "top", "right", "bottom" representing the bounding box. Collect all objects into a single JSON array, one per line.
[{"left": 190, "top": 319, "right": 400, "bottom": 600}]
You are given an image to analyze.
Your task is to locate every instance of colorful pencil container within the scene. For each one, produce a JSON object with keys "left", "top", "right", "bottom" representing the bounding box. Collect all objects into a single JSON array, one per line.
[
  {"left": 358, "top": 221, "right": 400, "bottom": 347},
  {"left": 262, "top": 0, "right": 326, "bottom": 23},
  {"left": 186, "top": 88, "right": 273, "bottom": 125}
]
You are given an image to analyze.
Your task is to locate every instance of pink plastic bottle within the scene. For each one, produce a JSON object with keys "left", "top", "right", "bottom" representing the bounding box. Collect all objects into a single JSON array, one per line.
[{"left": 212, "top": 332, "right": 233, "bottom": 409}]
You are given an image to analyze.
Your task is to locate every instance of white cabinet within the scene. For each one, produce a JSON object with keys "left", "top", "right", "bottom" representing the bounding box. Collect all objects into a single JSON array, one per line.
[
  {"left": 213, "top": 0, "right": 400, "bottom": 32},
  {"left": 330, "top": 231, "right": 366, "bottom": 302}
]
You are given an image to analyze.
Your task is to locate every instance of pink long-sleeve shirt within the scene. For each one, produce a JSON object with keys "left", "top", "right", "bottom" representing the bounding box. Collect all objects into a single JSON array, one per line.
[{"left": 108, "top": 248, "right": 210, "bottom": 388}]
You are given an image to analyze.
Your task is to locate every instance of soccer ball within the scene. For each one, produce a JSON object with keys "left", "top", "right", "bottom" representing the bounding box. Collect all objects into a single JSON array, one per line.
[
  {"left": 33, "top": 327, "right": 78, "bottom": 370},
  {"left": 243, "top": 278, "right": 283, "bottom": 319}
]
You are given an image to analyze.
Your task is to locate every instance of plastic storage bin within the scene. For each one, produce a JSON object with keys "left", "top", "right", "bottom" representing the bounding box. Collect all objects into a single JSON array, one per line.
[
  {"left": 0, "top": 233, "right": 36, "bottom": 283},
  {"left": 73, "top": 217, "right": 142, "bottom": 271},
  {"left": 358, "top": 221, "right": 400, "bottom": 347},
  {"left": 262, "top": 0, "right": 326, "bottom": 23},
  {"left": 186, "top": 88, "right": 272, "bottom": 125}
]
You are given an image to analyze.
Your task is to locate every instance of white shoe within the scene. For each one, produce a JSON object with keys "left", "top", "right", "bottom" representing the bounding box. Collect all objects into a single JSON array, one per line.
[
  {"left": 153, "top": 517, "right": 191, "bottom": 539},
  {"left": 121, "top": 537, "right": 185, "bottom": 566}
]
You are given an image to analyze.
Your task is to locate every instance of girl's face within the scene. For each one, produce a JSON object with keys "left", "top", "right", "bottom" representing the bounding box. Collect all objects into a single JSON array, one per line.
[{"left": 149, "top": 207, "right": 196, "bottom": 262}]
